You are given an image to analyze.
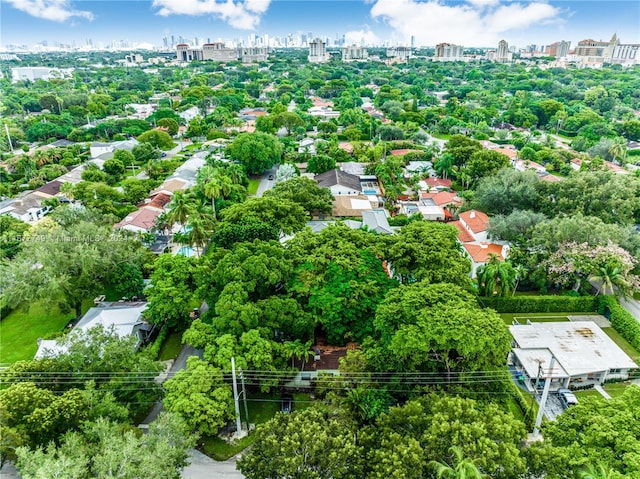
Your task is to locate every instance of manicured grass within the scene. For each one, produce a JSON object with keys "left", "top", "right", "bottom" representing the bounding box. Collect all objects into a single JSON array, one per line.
[
  {"left": 573, "top": 389, "right": 604, "bottom": 401},
  {"left": 201, "top": 434, "right": 255, "bottom": 461},
  {"left": 500, "top": 312, "right": 590, "bottom": 325},
  {"left": 158, "top": 330, "right": 184, "bottom": 361},
  {"left": 201, "top": 392, "right": 317, "bottom": 461},
  {"left": 0, "top": 298, "right": 93, "bottom": 364},
  {"left": 506, "top": 396, "right": 526, "bottom": 423},
  {"left": 604, "top": 383, "right": 632, "bottom": 399},
  {"left": 247, "top": 179, "right": 260, "bottom": 195},
  {"left": 602, "top": 328, "right": 639, "bottom": 362}
]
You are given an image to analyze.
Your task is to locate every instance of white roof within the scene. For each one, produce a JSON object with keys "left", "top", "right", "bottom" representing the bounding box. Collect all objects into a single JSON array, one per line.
[
  {"left": 75, "top": 304, "right": 147, "bottom": 338},
  {"left": 350, "top": 198, "right": 372, "bottom": 210},
  {"left": 34, "top": 340, "right": 69, "bottom": 359},
  {"left": 510, "top": 321, "right": 637, "bottom": 378}
]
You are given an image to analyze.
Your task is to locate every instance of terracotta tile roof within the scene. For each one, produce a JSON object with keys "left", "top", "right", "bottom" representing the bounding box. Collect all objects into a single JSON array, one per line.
[
  {"left": 425, "top": 178, "right": 452, "bottom": 188},
  {"left": 459, "top": 210, "right": 489, "bottom": 234},
  {"left": 390, "top": 148, "right": 422, "bottom": 156},
  {"left": 114, "top": 207, "right": 161, "bottom": 231},
  {"left": 494, "top": 147, "right": 518, "bottom": 160},
  {"left": 463, "top": 243, "right": 504, "bottom": 263},
  {"left": 141, "top": 192, "right": 171, "bottom": 210},
  {"left": 338, "top": 142, "right": 354, "bottom": 154},
  {"left": 450, "top": 220, "right": 475, "bottom": 243},
  {"left": 421, "top": 191, "right": 461, "bottom": 206},
  {"left": 541, "top": 174, "right": 563, "bottom": 182}
]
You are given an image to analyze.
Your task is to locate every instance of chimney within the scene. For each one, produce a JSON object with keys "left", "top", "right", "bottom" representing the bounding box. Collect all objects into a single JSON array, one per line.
[{"left": 470, "top": 210, "right": 476, "bottom": 218}]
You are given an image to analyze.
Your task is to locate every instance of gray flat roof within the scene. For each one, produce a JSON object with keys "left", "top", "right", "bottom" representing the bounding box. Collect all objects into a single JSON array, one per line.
[{"left": 510, "top": 321, "right": 637, "bottom": 378}]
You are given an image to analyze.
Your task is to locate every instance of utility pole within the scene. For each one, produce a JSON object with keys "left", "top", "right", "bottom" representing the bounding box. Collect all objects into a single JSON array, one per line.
[
  {"left": 5, "top": 124, "right": 14, "bottom": 153},
  {"left": 231, "top": 357, "right": 242, "bottom": 437},
  {"left": 533, "top": 356, "right": 556, "bottom": 437},
  {"left": 240, "top": 369, "right": 250, "bottom": 433}
]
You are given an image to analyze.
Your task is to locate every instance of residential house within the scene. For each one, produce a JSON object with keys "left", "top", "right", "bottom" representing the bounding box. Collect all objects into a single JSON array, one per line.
[
  {"left": 510, "top": 321, "right": 638, "bottom": 392},
  {"left": 315, "top": 169, "right": 362, "bottom": 196},
  {"left": 90, "top": 139, "right": 138, "bottom": 159},
  {"left": 462, "top": 242, "right": 508, "bottom": 277},
  {"left": 362, "top": 209, "right": 394, "bottom": 234},
  {"left": 114, "top": 207, "right": 163, "bottom": 234},
  {"left": 35, "top": 302, "right": 152, "bottom": 359},
  {"left": 455, "top": 209, "right": 509, "bottom": 277},
  {"left": 458, "top": 210, "right": 489, "bottom": 242}
]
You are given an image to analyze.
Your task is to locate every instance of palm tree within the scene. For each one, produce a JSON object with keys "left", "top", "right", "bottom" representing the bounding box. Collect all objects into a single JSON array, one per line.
[
  {"left": 477, "top": 254, "right": 516, "bottom": 297},
  {"left": 578, "top": 464, "right": 616, "bottom": 479},
  {"left": 435, "top": 153, "right": 454, "bottom": 180},
  {"left": 187, "top": 211, "right": 214, "bottom": 256},
  {"left": 429, "top": 446, "right": 489, "bottom": 479},
  {"left": 60, "top": 182, "right": 75, "bottom": 202},
  {"left": 588, "top": 263, "right": 630, "bottom": 297},
  {"left": 198, "top": 166, "right": 232, "bottom": 220},
  {"left": 166, "top": 190, "right": 195, "bottom": 228},
  {"left": 608, "top": 139, "right": 626, "bottom": 165}
]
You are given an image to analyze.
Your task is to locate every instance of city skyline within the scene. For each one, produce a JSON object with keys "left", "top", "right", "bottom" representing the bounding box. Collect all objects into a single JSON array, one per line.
[{"left": 2, "top": 0, "right": 639, "bottom": 49}]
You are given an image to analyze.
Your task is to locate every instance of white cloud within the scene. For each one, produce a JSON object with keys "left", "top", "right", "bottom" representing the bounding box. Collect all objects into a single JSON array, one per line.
[
  {"left": 6, "top": 0, "right": 93, "bottom": 22},
  {"left": 152, "top": 0, "right": 271, "bottom": 30},
  {"left": 370, "top": 0, "right": 562, "bottom": 46},
  {"left": 345, "top": 26, "right": 381, "bottom": 46}
]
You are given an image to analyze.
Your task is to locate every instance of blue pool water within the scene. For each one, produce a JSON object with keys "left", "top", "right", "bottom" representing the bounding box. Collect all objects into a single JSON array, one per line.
[{"left": 177, "top": 246, "right": 195, "bottom": 257}]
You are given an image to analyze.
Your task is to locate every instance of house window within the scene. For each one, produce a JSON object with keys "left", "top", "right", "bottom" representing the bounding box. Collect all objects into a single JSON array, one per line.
[{"left": 609, "top": 368, "right": 621, "bottom": 374}]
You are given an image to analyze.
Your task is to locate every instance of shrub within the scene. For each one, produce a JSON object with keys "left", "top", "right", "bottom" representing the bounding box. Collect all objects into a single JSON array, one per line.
[
  {"left": 598, "top": 296, "right": 640, "bottom": 351},
  {"left": 477, "top": 295, "right": 597, "bottom": 313}
]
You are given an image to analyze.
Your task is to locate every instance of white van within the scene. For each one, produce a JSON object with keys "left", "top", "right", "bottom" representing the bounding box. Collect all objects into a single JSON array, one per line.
[{"left": 557, "top": 388, "right": 579, "bottom": 408}]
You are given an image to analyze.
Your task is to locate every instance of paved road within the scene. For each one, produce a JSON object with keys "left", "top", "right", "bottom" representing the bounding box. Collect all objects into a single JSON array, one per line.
[
  {"left": 182, "top": 450, "right": 244, "bottom": 479},
  {"left": 620, "top": 297, "right": 640, "bottom": 323},
  {"left": 140, "top": 344, "right": 203, "bottom": 425},
  {"left": 255, "top": 164, "right": 279, "bottom": 197}
]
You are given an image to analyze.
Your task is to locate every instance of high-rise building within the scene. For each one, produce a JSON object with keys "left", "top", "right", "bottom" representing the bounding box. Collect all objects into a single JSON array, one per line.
[
  {"left": 496, "top": 39, "right": 512, "bottom": 62},
  {"left": 308, "top": 38, "right": 329, "bottom": 63},
  {"left": 342, "top": 44, "right": 369, "bottom": 62},
  {"left": 411, "top": 36, "right": 415, "bottom": 48},
  {"left": 545, "top": 40, "right": 570, "bottom": 58},
  {"left": 387, "top": 46, "right": 412, "bottom": 62},
  {"left": 435, "top": 43, "right": 463, "bottom": 60}
]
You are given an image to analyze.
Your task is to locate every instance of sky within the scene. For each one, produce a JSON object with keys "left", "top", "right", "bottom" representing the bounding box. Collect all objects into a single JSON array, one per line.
[{"left": 1, "top": 0, "right": 639, "bottom": 49}]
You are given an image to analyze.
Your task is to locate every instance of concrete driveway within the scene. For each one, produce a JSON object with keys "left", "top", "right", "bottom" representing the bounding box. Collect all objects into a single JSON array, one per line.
[{"left": 183, "top": 450, "right": 244, "bottom": 479}]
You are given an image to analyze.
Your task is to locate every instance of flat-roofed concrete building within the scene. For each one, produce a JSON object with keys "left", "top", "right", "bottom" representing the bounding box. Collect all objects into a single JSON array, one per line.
[
  {"left": 435, "top": 43, "right": 464, "bottom": 61},
  {"left": 308, "top": 38, "right": 330, "bottom": 63},
  {"left": 342, "top": 44, "right": 368, "bottom": 62},
  {"left": 510, "top": 321, "right": 637, "bottom": 392}
]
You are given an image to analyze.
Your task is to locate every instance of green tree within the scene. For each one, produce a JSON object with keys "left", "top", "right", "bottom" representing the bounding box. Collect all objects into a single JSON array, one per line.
[
  {"left": 163, "top": 357, "right": 234, "bottom": 436},
  {"left": 467, "top": 151, "right": 511, "bottom": 183},
  {"left": 132, "top": 142, "right": 161, "bottom": 162},
  {"left": 471, "top": 168, "right": 540, "bottom": 215},
  {"left": 263, "top": 176, "right": 334, "bottom": 216},
  {"left": 2, "top": 221, "right": 145, "bottom": 318},
  {"left": 429, "top": 446, "right": 489, "bottom": 479},
  {"left": 226, "top": 132, "right": 283, "bottom": 174},
  {"left": 237, "top": 407, "right": 362, "bottom": 479},
  {"left": 476, "top": 254, "right": 517, "bottom": 297},
  {"left": 306, "top": 154, "right": 336, "bottom": 174},
  {"left": 383, "top": 221, "right": 471, "bottom": 286},
  {"left": 137, "top": 129, "right": 175, "bottom": 149},
  {"left": 158, "top": 117, "right": 179, "bottom": 136},
  {"left": 220, "top": 196, "right": 307, "bottom": 235},
  {"left": 144, "top": 254, "right": 197, "bottom": 327},
  {"left": 166, "top": 190, "right": 196, "bottom": 227},
  {"left": 272, "top": 111, "right": 304, "bottom": 135},
  {"left": 15, "top": 413, "right": 195, "bottom": 479},
  {"left": 373, "top": 283, "right": 511, "bottom": 374}
]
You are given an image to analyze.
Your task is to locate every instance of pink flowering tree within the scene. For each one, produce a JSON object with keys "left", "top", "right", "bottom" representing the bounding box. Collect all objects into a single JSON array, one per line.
[{"left": 546, "top": 242, "right": 640, "bottom": 297}]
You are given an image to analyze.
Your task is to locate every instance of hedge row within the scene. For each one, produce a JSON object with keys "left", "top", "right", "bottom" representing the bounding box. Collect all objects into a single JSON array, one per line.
[
  {"left": 477, "top": 295, "right": 597, "bottom": 313},
  {"left": 145, "top": 324, "right": 169, "bottom": 359},
  {"left": 598, "top": 296, "right": 640, "bottom": 352}
]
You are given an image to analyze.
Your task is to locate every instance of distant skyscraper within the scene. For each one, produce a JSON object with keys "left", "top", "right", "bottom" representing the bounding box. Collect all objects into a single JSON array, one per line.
[
  {"left": 545, "top": 40, "right": 570, "bottom": 58},
  {"left": 497, "top": 39, "right": 510, "bottom": 62},
  {"left": 308, "top": 38, "right": 329, "bottom": 63},
  {"left": 411, "top": 36, "right": 415, "bottom": 48}
]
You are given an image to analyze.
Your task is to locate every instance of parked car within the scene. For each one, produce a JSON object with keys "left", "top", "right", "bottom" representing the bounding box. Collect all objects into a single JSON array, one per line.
[
  {"left": 557, "top": 388, "right": 578, "bottom": 408},
  {"left": 268, "top": 174, "right": 274, "bottom": 180},
  {"left": 280, "top": 394, "right": 293, "bottom": 413}
]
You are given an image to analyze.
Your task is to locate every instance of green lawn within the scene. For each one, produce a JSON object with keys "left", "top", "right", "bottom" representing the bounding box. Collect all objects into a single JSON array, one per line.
[
  {"left": 247, "top": 179, "right": 260, "bottom": 195},
  {"left": 158, "top": 330, "right": 184, "bottom": 361},
  {"left": 573, "top": 389, "right": 603, "bottom": 401},
  {"left": 0, "top": 298, "right": 93, "bottom": 364},
  {"left": 602, "top": 328, "right": 639, "bottom": 362},
  {"left": 201, "top": 392, "right": 317, "bottom": 460},
  {"left": 500, "top": 312, "right": 590, "bottom": 325}
]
